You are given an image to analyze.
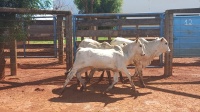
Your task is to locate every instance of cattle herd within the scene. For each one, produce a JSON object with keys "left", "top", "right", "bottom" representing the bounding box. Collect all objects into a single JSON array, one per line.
[{"left": 60, "top": 37, "right": 170, "bottom": 96}]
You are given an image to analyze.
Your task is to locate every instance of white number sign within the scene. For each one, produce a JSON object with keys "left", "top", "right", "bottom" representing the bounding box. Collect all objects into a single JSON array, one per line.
[{"left": 184, "top": 19, "right": 192, "bottom": 25}]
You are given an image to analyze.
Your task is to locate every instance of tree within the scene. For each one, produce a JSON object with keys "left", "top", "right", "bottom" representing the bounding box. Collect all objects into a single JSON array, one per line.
[
  {"left": 53, "top": 0, "right": 66, "bottom": 10},
  {"left": 0, "top": 0, "right": 51, "bottom": 80},
  {"left": 74, "top": 0, "right": 123, "bottom": 14}
]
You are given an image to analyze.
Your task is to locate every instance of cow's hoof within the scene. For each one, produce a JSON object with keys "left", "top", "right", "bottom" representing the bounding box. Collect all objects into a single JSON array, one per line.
[
  {"left": 80, "top": 86, "right": 84, "bottom": 91},
  {"left": 141, "top": 84, "right": 146, "bottom": 88},
  {"left": 133, "top": 90, "right": 139, "bottom": 98}
]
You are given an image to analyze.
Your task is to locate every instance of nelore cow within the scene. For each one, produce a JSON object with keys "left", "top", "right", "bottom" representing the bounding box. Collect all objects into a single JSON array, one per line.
[
  {"left": 110, "top": 37, "right": 171, "bottom": 87},
  {"left": 60, "top": 38, "right": 145, "bottom": 96},
  {"left": 68, "top": 38, "right": 126, "bottom": 84},
  {"left": 79, "top": 38, "right": 126, "bottom": 49}
]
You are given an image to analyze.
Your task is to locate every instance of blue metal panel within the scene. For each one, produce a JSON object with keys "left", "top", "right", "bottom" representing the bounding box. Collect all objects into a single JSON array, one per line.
[{"left": 173, "top": 15, "right": 200, "bottom": 57}]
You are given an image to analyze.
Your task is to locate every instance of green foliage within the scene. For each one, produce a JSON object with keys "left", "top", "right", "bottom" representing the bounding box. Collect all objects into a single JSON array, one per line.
[
  {"left": 96, "top": 0, "right": 123, "bottom": 13},
  {"left": 0, "top": 0, "right": 52, "bottom": 42},
  {"left": 74, "top": 0, "right": 123, "bottom": 30},
  {"left": 74, "top": 0, "right": 123, "bottom": 13},
  {"left": 0, "top": 0, "right": 52, "bottom": 9}
]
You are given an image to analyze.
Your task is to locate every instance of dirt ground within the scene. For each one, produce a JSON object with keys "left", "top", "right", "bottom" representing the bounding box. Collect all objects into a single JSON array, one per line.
[{"left": 0, "top": 57, "right": 200, "bottom": 112}]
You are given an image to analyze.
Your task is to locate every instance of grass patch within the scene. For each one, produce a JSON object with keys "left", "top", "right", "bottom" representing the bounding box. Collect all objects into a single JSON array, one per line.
[
  {"left": 76, "top": 37, "right": 111, "bottom": 41},
  {"left": 29, "top": 41, "right": 54, "bottom": 44},
  {"left": 28, "top": 37, "right": 112, "bottom": 44}
]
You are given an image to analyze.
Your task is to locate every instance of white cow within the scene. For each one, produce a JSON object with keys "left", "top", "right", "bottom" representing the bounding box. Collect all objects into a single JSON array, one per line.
[
  {"left": 110, "top": 37, "right": 133, "bottom": 45},
  {"left": 79, "top": 38, "right": 126, "bottom": 49},
  {"left": 78, "top": 38, "right": 126, "bottom": 84},
  {"left": 60, "top": 39, "right": 145, "bottom": 95},
  {"left": 110, "top": 37, "right": 171, "bottom": 87}
]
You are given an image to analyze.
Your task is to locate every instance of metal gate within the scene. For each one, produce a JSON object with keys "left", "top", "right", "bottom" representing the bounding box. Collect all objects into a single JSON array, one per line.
[
  {"left": 23, "top": 16, "right": 58, "bottom": 58},
  {"left": 5, "top": 16, "right": 58, "bottom": 58},
  {"left": 173, "top": 14, "right": 200, "bottom": 57},
  {"left": 72, "top": 13, "right": 165, "bottom": 67}
]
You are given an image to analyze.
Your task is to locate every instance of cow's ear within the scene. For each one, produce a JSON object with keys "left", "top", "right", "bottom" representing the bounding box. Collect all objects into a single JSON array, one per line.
[{"left": 161, "top": 38, "right": 164, "bottom": 41}]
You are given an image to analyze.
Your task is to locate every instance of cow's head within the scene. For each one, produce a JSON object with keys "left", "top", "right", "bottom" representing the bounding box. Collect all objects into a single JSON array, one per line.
[
  {"left": 158, "top": 37, "right": 171, "bottom": 53},
  {"left": 135, "top": 38, "right": 145, "bottom": 56}
]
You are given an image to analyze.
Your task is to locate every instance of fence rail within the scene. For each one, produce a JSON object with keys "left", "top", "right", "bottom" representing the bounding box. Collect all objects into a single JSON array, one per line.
[
  {"left": 72, "top": 13, "right": 165, "bottom": 68},
  {"left": 0, "top": 7, "right": 72, "bottom": 76},
  {"left": 3, "top": 16, "right": 58, "bottom": 58}
]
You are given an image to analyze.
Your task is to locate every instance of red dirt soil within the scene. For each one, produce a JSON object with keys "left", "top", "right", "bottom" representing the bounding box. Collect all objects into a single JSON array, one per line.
[{"left": 0, "top": 58, "right": 200, "bottom": 112}]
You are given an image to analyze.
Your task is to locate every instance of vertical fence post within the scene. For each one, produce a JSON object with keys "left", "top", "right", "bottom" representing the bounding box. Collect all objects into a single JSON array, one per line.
[
  {"left": 117, "top": 15, "right": 122, "bottom": 38},
  {"left": 65, "top": 14, "right": 73, "bottom": 72},
  {"left": 10, "top": 39, "right": 17, "bottom": 76},
  {"left": 159, "top": 13, "right": 165, "bottom": 65},
  {"left": 92, "top": 18, "right": 97, "bottom": 40},
  {"left": 164, "top": 11, "right": 173, "bottom": 76},
  {"left": 53, "top": 16, "right": 58, "bottom": 58},
  {"left": 57, "top": 15, "right": 64, "bottom": 64},
  {"left": 0, "top": 42, "right": 6, "bottom": 79}
]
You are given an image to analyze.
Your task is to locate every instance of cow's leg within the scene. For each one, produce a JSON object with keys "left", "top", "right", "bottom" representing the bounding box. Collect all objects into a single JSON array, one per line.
[
  {"left": 133, "top": 71, "right": 138, "bottom": 78},
  {"left": 105, "top": 72, "right": 119, "bottom": 92},
  {"left": 133, "top": 66, "right": 140, "bottom": 78},
  {"left": 98, "top": 70, "right": 105, "bottom": 82},
  {"left": 76, "top": 71, "right": 88, "bottom": 87},
  {"left": 60, "top": 68, "right": 77, "bottom": 96},
  {"left": 85, "top": 69, "right": 96, "bottom": 84},
  {"left": 105, "top": 70, "right": 112, "bottom": 85},
  {"left": 85, "top": 71, "right": 89, "bottom": 81},
  {"left": 132, "top": 69, "right": 138, "bottom": 83},
  {"left": 138, "top": 70, "right": 146, "bottom": 88},
  {"left": 76, "top": 71, "right": 87, "bottom": 87},
  {"left": 73, "top": 68, "right": 91, "bottom": 91},
  {"left": 76, "top": 71, "right": 87, "bottom": 91},
  {"left": 133, "top": 63, "right": 142, "bottom": 78},
  {"left": 87, "top": 69, "right": 96, "bottom": 83},
  {"left": 64, "top": 67, "right": 72, "bottom": 78},
  {"left": 119, "top": 72, "right": 124, "bottom": 83},
  {"left": 121, "top": 67, "right": 137, "bottom": 93},
  {"left": 133, "top": 66, "right": 146, "bottom": 88}
]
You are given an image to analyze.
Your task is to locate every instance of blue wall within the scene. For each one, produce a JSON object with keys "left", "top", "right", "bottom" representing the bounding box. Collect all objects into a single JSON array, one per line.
[{"left": 173, "top": 15, "right": 200, "bottom": 57}]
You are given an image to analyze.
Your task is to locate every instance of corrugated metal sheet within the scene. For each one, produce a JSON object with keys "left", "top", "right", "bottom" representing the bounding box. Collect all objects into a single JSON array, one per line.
[{"left": 173, "top": 15, "right": 200, "bottom": 57}]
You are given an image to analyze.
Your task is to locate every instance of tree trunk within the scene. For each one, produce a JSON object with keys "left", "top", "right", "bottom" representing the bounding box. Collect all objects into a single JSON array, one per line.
[{"left": 0, "top": 42, "right": 6, "bottom": 80}]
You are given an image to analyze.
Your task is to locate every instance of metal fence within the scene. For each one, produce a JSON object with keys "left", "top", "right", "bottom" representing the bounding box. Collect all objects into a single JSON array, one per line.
[
  {"left": 3, "top": 16, "right": 58, "bottom": 58},
  {"left": 0, "top": 7, "right": 72, "bottom": 75},
  {"left": 72, "top": 13, "right": 165, "bottom": 67}
]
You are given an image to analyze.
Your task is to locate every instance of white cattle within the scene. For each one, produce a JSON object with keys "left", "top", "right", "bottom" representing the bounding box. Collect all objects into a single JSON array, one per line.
[
  {"left": 78, "top": 38, "right": 126, "bottom": 84},
  {"left": 60, "top": 39, "right": 145, "bottom": 95},
  {"left": 79, "top": 38, "right": 126, "bottom": 49},
  {"left": 110, "top": 37, "right": 171, "bottom": 87},
  {"left": 110, "top": 37, "right": 133, "bottom": 45}
]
